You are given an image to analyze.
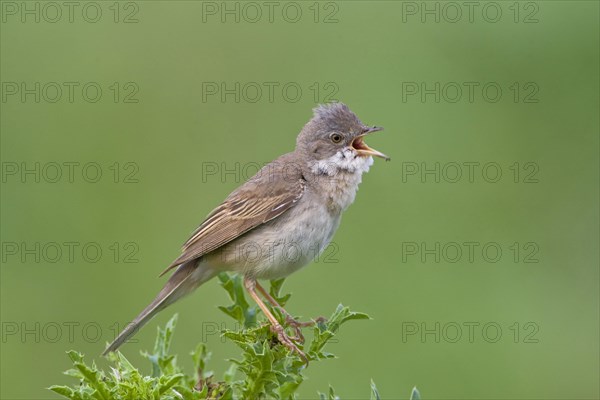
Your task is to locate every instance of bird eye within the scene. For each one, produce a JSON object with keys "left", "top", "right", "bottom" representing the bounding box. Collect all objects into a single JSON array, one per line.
[{"left": 330, "top": 133, "right": 343, "bottom": 143}]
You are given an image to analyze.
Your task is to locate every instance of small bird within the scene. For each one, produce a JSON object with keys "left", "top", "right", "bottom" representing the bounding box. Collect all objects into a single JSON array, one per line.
[{"left": 103, "top": 102, "right": 388, "bottom": 360}]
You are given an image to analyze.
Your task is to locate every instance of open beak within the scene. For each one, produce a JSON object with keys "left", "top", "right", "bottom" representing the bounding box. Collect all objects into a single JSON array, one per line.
[{"left": 352, "top": 126, "right": 390, "bottom": 161}]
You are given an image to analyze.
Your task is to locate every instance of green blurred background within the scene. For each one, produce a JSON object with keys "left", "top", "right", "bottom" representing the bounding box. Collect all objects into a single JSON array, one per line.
[{"left": 1, "top": 1, "right": 598, "bottom": 399}]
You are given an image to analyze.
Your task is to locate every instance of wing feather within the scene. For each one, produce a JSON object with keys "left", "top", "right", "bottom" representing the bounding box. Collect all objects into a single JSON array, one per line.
[{"left": 159, "top": 165, "right": 305, "bottom": 276}]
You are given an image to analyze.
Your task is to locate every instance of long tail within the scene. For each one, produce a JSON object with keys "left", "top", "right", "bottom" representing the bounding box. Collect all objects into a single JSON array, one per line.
[{"left": 102, "top": 260, "right": 215, "bottom": 355}]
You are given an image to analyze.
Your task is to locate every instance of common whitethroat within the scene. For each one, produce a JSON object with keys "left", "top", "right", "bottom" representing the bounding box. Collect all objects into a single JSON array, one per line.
[{"left": 103, "top": 102, "right": 389, "bottom": 361}]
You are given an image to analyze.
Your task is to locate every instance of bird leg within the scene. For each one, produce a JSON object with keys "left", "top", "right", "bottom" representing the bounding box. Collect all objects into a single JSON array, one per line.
[
  {"left": 243, "top": 276, "right": 308, "bottom": 363},
  {"left": 254, "top": 281, "right": 320, "bottom": 344}
]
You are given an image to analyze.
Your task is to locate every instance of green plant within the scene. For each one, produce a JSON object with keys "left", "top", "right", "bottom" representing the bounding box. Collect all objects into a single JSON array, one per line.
[{"left": 50, "top": 273, "right": 419, "bottom": 399}]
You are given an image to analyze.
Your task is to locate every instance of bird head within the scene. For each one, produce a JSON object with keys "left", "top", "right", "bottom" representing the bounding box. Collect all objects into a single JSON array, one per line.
[{"left": 296, "top": 103, "right": 389, "bottom": 175}]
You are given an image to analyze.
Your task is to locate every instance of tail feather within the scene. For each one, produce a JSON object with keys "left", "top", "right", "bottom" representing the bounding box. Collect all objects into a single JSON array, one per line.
[{"left": 102, "top": 260, "right": 214, "bottom": 356}]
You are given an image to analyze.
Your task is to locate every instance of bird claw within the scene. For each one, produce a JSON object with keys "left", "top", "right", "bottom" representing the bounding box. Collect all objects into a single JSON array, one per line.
[
  {"left": 270, "top": 324, "right": 308, "bottom": 364},
  {"left": 284, "top": 316, "right": 306, "bottom": 343},
  {"left": 277, "top": 308, "right": 327, "bottom": 344},
  {"left": 277, "top": 315, "right": 328, "bottom": 364}
]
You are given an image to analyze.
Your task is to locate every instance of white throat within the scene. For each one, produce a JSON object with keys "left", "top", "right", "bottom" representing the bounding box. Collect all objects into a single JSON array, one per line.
[
  {"left": 309, "top": 149, "right": 374, "bottom": 212},
  {"left": 310, "top": 148, "right": 374, "bottom": 176}
]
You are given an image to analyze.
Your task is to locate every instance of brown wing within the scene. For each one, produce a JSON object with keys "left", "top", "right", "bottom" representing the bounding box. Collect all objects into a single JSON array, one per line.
[{"left": 160, "top": 165, "right": 305, "bottom": 276}]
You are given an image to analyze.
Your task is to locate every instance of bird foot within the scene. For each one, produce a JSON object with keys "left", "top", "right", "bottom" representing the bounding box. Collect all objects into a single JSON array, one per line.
[
  {"left": 270, "top": 323, "right": 308, "bottom": 364},
  {"left": 281, "top": 314, "right": 327, "bottom": 344}
]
